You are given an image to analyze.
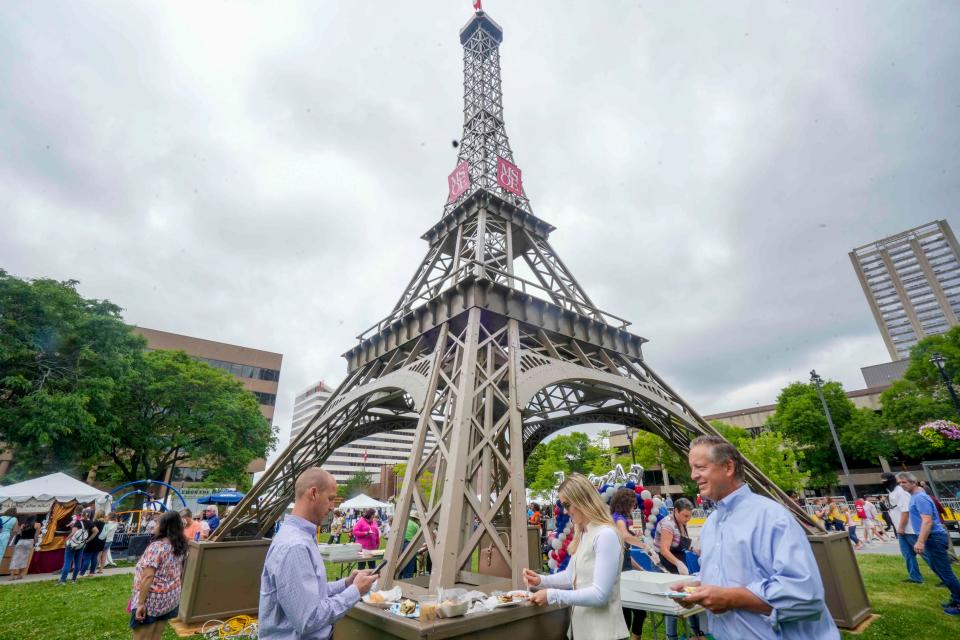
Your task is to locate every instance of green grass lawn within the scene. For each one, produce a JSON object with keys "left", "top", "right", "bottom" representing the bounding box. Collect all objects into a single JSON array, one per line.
[{"left": 0, "top": 555, "right": 955, "bottom": 638}]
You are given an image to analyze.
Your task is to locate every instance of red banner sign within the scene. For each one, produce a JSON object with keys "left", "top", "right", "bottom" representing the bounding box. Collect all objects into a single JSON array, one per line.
[
  {"left": 447, "top": 161, "right": 471, "bottom": 203},
  {"left": 496, "top": 157, "right": 523, "bottom": 197}
]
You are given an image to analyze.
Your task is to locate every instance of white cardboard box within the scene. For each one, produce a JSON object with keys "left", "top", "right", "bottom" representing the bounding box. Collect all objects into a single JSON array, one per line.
[{"left": 620, "top": 571, "right": 699, "bottom": 615}]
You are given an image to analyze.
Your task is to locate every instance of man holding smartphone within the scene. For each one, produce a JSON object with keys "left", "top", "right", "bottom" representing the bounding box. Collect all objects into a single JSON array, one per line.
[{"left": 260, "top": 467, "right": 377, "bottom": 639}]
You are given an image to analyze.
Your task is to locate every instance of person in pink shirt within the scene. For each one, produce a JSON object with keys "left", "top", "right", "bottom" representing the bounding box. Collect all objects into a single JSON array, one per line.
[{"left": 351, "top": 509, "right": 380, "bottom": 569}]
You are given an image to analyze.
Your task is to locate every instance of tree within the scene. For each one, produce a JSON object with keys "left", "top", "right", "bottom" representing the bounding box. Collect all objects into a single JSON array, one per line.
[
  {"left": 0, "top": 270, "right": 275, "bottom": 486},
  {"left": 878, "top": 327, "right": 960, "bottom": 459},
  {"left": 339, "top": 470, "right": 372, "bottom": 499},
  {"left": 629, "top": 431, "right": 696, "bottom": 494},
  {"left": 737, "top": 431, "right": 809, "bottom": 494},
  {"left": 710, "top": 421, "right": 750, "bottom": 447},
  {"left": 392, "top": 463, "right": 434, "bottom": 501},
  {"left": 0, "top": 271, "right": 146, "bottom": 479},
  {"left": 99, "top": 349, "right": 274, "bottom": 487},
  {"left": 767, "top": 380, "right": 855, "bottom": 489},
  {"left": 526, "top": 432, "right": 609, "bottom": 495},
  {"left": 839, "top": 408, "right": 898, "bottom": 463}
]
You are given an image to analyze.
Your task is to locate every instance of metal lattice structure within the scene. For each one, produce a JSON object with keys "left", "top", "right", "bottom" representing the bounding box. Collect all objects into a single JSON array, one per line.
[{"left": 212, "top": 10, "right": 815, "bottom": 594}]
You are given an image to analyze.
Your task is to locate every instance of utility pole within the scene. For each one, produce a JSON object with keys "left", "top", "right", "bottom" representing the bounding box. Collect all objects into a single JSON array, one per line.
[{"left": 810, "top": 370, "right": 858, "bottom": 500}]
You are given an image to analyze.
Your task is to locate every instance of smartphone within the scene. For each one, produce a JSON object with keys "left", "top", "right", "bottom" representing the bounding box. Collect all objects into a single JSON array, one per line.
[{"left": 371, "top": 559, "right": 388, "bottom": 575}]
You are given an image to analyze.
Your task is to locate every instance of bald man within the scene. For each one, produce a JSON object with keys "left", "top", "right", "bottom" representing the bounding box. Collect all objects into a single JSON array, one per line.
[{"left": 259, "top": 468, "right": 376, "bottom": 639}]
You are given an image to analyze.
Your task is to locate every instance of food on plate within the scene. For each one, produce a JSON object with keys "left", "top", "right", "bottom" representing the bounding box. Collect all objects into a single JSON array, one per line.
[
  {"left": 399, "top": 599, "right": 417, "bottom": 615},
  {"left": 497, "top": 594, "right": 514, "bottom": 604},
  {"left": 367, "top": 592, "right": 385, "bottom": 604},
  {"left": 510, "top": 592, "right": 530, "bottom": 600}
]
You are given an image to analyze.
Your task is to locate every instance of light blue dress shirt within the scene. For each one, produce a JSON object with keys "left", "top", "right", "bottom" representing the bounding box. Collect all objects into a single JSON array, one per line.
[
  {"left": 259, "top": 515, "right": 360, "bottom": 640},
  {"left": 698, "top": 484, "right": 839, "bottom": 640}
]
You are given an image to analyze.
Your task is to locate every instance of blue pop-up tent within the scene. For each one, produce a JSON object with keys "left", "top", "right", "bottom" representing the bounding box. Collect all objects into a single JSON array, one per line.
[{"left": 197, "top": 489, "right": 245, "bottom": 505}]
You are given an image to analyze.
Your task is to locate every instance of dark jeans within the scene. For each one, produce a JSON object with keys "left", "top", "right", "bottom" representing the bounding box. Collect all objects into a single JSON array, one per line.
[
  {"left": 925, "top": 532, "right": 960, "bottom": 605},
  {"left": 59, "top": 547, "right": 82, "bottom": 583},
  {"left": 898, "top": 533, "right": 923, "bottom": 582},
  {"left": 78, "top": 550, "right": 99, "bottom": 576},
  {"left": 399, "top": 540, "right": 417, "bottom": 579}
]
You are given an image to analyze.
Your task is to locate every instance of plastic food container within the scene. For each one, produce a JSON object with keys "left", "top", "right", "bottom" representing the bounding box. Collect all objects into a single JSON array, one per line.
[{"left": 438, "top": 599, "right": 470, "bottom": 618}]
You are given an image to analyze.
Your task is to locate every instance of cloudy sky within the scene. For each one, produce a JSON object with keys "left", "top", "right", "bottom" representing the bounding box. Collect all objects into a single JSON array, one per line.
[{"left": 3, "top": 1, "right": 959, "bottom": 460}]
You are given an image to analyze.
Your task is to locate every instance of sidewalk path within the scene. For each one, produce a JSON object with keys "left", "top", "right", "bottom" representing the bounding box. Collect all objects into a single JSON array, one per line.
[{"left": 0, "top": 565, "right": 135, "bottom": 586}]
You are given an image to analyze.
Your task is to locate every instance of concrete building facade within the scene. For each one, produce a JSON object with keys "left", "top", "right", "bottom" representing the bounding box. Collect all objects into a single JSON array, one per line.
[{"left": 850, "top": 219, "right": 960, "bottom": 360}]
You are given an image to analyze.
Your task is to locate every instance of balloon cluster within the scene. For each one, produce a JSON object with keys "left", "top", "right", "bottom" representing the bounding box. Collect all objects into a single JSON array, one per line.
[
  {"left": 546, "top": 499, "right": 572, "bottom": 572},
  {"left": 545, "top": 475, "right": 668, "bottom": 574}
]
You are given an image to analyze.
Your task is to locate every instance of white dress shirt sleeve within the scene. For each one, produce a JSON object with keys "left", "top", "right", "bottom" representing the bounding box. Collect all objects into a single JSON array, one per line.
[
  {"left": 543, "top": 527, "right": 620, "bottom": 607},
  {"left": 327, "top": 578, "right": 348, "bottom": 595}
]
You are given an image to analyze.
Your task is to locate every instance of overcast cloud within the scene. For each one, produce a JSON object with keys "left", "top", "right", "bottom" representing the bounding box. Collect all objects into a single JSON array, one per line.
[{"left": 2, "top": 1, "right": 959, "bottom": 461}]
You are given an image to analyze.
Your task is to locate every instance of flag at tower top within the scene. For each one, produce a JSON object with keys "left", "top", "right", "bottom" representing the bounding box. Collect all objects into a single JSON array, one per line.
[{"left": 473, "top": 1, "right": 482, "bottom": 11}]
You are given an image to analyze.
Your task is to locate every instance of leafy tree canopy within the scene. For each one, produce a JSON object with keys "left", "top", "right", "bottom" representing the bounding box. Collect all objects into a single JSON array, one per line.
[
  {"left": 0, "top": 270, "right": 145, "bottom": 479},
  {"left": 526, "top": 432, "right": 609, "bottom": 496},
  {"left": 339, "top": 470, "right": 373, "bottom": 499},
  {"left": 101, "top": 349, "right": 274, "bottom": 487},
  {"left": 0, "top": 270, "right": 275, "bottom": 487},
  {"left": 737, "top": 430, "right": 809, "bottom": 495},
  {"left": 879, "top": 327, "right": 960, "bottom": 459},
  {"left": 767, "top": 380, "right": 854, "bottom": 489}
]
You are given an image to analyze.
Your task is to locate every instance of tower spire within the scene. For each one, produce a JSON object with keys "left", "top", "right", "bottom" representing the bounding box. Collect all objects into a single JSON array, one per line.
[{"left": 445, "top": 10, "right": 532, "bottom": 214}]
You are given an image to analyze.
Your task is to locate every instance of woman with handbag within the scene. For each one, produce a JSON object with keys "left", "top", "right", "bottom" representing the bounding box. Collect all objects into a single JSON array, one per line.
[
  {"left": 523, "top": 473, "right": 630, "bottom": 640},
  {"left": 129, "top": 510, "right": 188, "bottom": 639}
]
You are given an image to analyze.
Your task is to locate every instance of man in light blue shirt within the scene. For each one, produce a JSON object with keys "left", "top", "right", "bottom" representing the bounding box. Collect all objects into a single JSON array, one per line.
[
  {"left": 678, "top": 435, "right": 839, "bottom": 639},
  {"left": 897, "top": 471, "right": 960, "bottom": 615},
  {"left": 260, "top": 467, "right": 376, "bottom": 639}
]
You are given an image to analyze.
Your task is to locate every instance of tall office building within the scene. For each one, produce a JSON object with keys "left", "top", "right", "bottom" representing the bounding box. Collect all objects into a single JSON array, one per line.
[
  {"left": 850, "top": 220, "right": 960, "bottom": 360},
  {"left": 134, "top": 327, "right": 283, "bottom": 476},
  {"left": 291, "top": 378, "right": 434, "bottom": 488},
  {"left": 290, "top": 381, "right": 335, "bottom": 442}
]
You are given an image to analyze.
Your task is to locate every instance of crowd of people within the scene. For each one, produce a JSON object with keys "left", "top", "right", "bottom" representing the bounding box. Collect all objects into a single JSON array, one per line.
[{"left": 4, "top": 452, "right": 957, "bottom": 638}]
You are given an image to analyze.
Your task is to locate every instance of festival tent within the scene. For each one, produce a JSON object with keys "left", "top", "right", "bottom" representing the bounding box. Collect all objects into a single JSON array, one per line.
[
  {"left": 0, "top": 472, "right": 109, "bottom": 512},
  {"left": 0, "top": 472, "right": 110, "bottom": 574},
  {"left": 338, "top": 493, "right": 393, "bottom": 514}
]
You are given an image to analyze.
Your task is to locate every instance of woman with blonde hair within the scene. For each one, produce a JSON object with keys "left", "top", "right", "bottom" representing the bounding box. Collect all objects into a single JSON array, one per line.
[{"left": 523, "top": 473, "right": 629, "bottom": 640}]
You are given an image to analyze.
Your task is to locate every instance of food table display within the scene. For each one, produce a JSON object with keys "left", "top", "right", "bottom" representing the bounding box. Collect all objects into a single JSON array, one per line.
[{"left": 335, "top": 588, "right": 570, "bottom": 640}]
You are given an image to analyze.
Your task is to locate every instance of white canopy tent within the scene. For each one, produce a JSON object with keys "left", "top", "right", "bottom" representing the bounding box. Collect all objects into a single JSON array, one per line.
[
  {"left": 0, "top": 472, "right": 110, "bottom": 513},
  {"left": 338, "top": 493, "right": 393, "bottom": 514}
]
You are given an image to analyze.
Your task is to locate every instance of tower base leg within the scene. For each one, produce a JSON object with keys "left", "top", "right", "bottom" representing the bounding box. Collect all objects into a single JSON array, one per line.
[
  {"left": 808, "top": 532, "right": 872, "bottom": 629},
  {"left": 178, "top": 539, "right": 271, "bottom": 624}
]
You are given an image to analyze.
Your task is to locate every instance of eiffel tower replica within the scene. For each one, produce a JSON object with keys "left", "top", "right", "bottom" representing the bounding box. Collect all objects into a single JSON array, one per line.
[{"left": 210, "top": 9, "right": 863, "bottom": 609}]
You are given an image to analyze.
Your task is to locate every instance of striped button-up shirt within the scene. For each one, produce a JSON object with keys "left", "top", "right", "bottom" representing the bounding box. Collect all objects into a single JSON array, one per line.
[{"left": 259, "top": 515, "right": 360, "bottom": 639}]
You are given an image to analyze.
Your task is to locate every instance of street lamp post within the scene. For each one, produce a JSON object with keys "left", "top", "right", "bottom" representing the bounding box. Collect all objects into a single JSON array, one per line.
[
  {"left": 810, "top": 370, "right": 858, "bottom": 500},
  {"left": 929, "top": 352, "right": 960, "bottom": 422},
  {"left": 625, "top": 425, "right": 637, "bottom": 465}
]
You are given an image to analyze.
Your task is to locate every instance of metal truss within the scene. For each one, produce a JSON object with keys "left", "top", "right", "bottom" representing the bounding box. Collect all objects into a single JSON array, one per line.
[{"left": 445, "top": 12, "right": 531, "bottom": 215}]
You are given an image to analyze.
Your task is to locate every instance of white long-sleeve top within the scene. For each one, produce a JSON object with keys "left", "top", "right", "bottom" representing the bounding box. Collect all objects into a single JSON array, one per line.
[{"left": 537, "top": 524, "right": 621, "bottom": 607}]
